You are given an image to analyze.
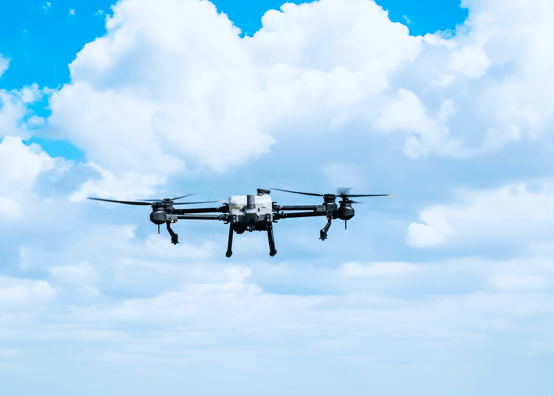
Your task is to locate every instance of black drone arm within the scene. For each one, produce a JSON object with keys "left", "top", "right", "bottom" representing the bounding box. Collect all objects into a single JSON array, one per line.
[
  {"left": 173, "top": 205, "right": 229, "bottom": 215},
  {"left": 176, "top": 214, "right": 229, "bottom": 221},
  {"left": 274, "top": 204, "right": 325, "bottom": 211},
  {"left": 274, "top": 211, "right": 328, "bottom": 220}
]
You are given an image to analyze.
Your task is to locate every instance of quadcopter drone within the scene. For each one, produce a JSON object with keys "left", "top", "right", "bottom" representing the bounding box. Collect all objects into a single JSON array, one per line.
[{"left": 88, "top": 188, "right": 394, "bottom": 257}]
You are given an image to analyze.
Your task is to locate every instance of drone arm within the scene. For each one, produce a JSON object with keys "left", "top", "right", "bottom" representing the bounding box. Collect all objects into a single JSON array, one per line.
[
  {"left": 274, "top": 204, "right": 325, "bottom": 211},
  {"left": 174, "top": 205, "right": 228, "bottom": 214},
  {"left": 176, "top": 214, "right": 229, "bottom": 221},
  {"left": 274, "top": 211, "right": 328, "bottom": 220}
]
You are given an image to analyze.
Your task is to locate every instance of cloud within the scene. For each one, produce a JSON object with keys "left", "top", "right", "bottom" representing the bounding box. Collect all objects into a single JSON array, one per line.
[
  {"left": 70, "top": 162, "right": 165, "bottom": 201},
  {"left": 43, "top": 0, "right": 553, "bottom": 197},
  {"left": 449, "top": 45, "right": 491, "bottom": 77},
  {"left": 408, "top": 181, "right": 554, "bottom": 251},
  {"left": 0, "top": 84, "right": 47, "bottom": 139},
  {"left": 50, "top": 261, "right": 97, "bottom": 284},
  {"left": 376, "top": 89, "right": 464, "bottom": 158},
  {"left": 0, "top": 276, "right": 55, "bottom": 304},
  {"left": 0, "top": 54, "right": 9, "bottom": 78},
  {"left": 341, "top": 261, "right": 417, "bottom": 276},
  {"left": 0, "top": 137, "right": 56, "bottom": 200},
  {"left": 50, "top": 0, "right": 274, "bottom": 177},
  {"left": 2, "top": 1, "right": 554, "bottom": 393}
]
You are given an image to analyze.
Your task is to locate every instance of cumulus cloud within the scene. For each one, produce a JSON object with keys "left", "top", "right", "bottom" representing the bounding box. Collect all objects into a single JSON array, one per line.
[
  {"left": 0, "top": 276, "right": 55, "bottom": 304},
  {"left": 2, "top": 1, "right": 554, "bottom": 393},
  {"left": 0, "top": 83, "right": 47, "bottom": 139},
  {"left": 0, "top": 137, "right": 56, "bottom": 216},
  {"left": 341, "top": 261, "right": 417, "bottom": 276},
  {"left": 50, "top": 261, "right": 97, "bottom": 284},
  {"left": 449, "top": 45, "right": 491, "bottom": 77},
  {"left": 70, "top": 161, "right": 165, "bottom": 201},
  {"left": 50, "top": 0, "right": 274, "bottom": 177},
  {"left": 408, "top": 181, "right": 554, "bottom": 251},
  {"left": 376, "top": 89, "right": 465, "bottom": 158},
  {"left": 43, "top": 0, "right": 554, "bottom": 201},
  {"left": 0, "top": 54, "right": 9, "bottom": 77}
]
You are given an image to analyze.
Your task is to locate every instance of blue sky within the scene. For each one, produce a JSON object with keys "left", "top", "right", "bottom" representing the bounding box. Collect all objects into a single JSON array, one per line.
[{"left": 1, "top": 1, "right": 553, "bottom": 395}]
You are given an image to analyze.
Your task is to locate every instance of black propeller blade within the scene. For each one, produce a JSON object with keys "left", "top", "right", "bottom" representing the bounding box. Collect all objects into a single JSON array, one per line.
[
  {"left": 173, "top": 200, "right": 224, "bottom": 205},
  {"left": 270, "top": 188, "right": 395, "bottom": 199},
  {"left": 340, "top": 193, "right": 395, "bottom": 197},
  {"left": 269, "top": 188, "right": 324, "bottom": 197},
  {"left": 172, "top": 194, "right": 196, "bottom": 200},
  {"left": 136, "top": 193, "right": 196, "bottom": 202},
  {"left": 87, "top": 197, "right": 152, "bottom": 206},
  {"left": 88, "top": 196, "right": 222, "bottom": 206}
]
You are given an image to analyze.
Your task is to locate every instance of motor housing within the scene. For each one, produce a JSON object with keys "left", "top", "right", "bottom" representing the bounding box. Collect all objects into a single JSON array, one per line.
[{"left": 337, "top": 200, "right": 355, "bottom": 220}]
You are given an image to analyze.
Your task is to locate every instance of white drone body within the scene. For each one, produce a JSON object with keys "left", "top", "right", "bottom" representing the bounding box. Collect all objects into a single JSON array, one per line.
[{"left": 228, "top": 192, "right": 273, "bottom": 233}]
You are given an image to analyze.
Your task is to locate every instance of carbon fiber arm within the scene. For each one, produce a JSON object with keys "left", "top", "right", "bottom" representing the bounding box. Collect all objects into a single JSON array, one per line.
[
  {"left": 274, "top": 211, "right": 329, "bottom": 220},
  {"left": 173, "top": 205, "right": 229, "bottom": 214},
  {"left": 176, "top": 214, "right": 229, "bottom": 221}
]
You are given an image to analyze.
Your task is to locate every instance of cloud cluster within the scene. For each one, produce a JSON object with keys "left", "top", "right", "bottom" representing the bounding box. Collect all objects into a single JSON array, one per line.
[
  {"left": 0, "top": 83, "right": 46, "bottom": 139},
  {"left": 45, "top": 0, "right": 554, "bottom": 191},
  {"left": 2, "top": 0, "right": 554, "bottom": 394},
  {"left": 0, "top": 137, "right": 58, "bottom": 221},
  {"left": 408, "top": 181, "right": 554, "bottom": 253}
]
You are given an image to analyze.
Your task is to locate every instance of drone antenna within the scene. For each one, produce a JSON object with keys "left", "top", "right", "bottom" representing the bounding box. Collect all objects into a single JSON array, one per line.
[
  {"left": 158, "top": 224, "right": 160, "bottom": 234},
  {"left": 345, "top": 220, "right": 347, "bottom": 230}
]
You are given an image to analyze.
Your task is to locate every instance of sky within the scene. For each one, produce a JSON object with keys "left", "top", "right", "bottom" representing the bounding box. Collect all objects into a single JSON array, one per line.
[{"left": 0, "top": 0, "right": 553, "bottom": 395}]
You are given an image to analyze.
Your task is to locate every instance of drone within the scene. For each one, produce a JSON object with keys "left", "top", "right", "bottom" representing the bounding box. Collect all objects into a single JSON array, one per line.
[{"left": 88, "top": 188, "right": 395, "bottom": 257}]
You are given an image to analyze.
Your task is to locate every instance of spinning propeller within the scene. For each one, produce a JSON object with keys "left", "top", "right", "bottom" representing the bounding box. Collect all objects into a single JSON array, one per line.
[
  {"left": 270, "top": 187, "right": 395, "bottom": 200},
  {"left": 270, "top": 187, "right": 395, "bottom": 234},
  {"left": 88, "top": 194, "right": 224, "bottom": 236},
  {"left": 87, "top": 194, "right": 221, "bottom": 207}
]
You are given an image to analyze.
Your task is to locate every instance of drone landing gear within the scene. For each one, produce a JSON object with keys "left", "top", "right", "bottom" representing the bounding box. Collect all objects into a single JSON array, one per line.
[
  {"left": 226, "top": 225, "right": 233, "bottom": 257},
  {"left": 320, "top": 217, "right": 332, "bottom": 241},
  {"left": 166, "top": 221, "right": 179, "bottom": 245},
  {"left": 267, "top": 223, "right": 277, "bottom": 257}
]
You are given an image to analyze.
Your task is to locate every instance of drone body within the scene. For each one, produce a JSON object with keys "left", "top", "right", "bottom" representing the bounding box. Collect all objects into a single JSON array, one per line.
[{"left": 89, "top": 188, "right": 394, "bottom": 257}]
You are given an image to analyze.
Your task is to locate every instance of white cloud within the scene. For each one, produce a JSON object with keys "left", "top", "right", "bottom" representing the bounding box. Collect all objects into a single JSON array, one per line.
[
  {"left": 2, "top": 1, "right": 554, "bottom": 392},
  {"left": 70, "top": 162, "right": 165, "bottom": 201},
  {"left": 377, "top": 89, "right": 465, "bottom": 158},
  {"left": 408, "top": 181, "right": 554, "bottom": 249},
  {"left": 0, "top": 197, "right": 20, "bottom": 221},
  {"left": 50, "top": 261, "right": 97, "bottom": 284},
  {"left": 341, "top": 261, "right": 417, "bottom": 276},
  {"left": 50, "top": 0, "right": 274, "bottom": 176},
  {"left": 41, "top": 0, "right": 553, "bottom": 198},
  {"left": 449, "top": 45, "right": 491, "bottom": 77},
  {"left": 0, "top": 136, "right": 55, "bottom": 197},
  {"left": 491, "top": 274, "right": 546, "bottom": 290},
  {"left": 0, "top": 276, "right": 55, "bottom": 304},
  {"left": 0, "top": 54, "right": 9, "bottom": 78},
  {"left": 0, "top": 84, "right": 47, "bottom": 139}
]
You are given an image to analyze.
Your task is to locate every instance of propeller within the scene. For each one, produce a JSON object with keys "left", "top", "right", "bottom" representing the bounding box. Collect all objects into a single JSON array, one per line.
[
  {"left": 270, "top": 188, "right": 395, "bottom": 200},
  {"left": 136, "top": 194, "right": 196, "bottom": 202},
  {"left": 87, "top": 195, "right": 222, "bottom": 206}
]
